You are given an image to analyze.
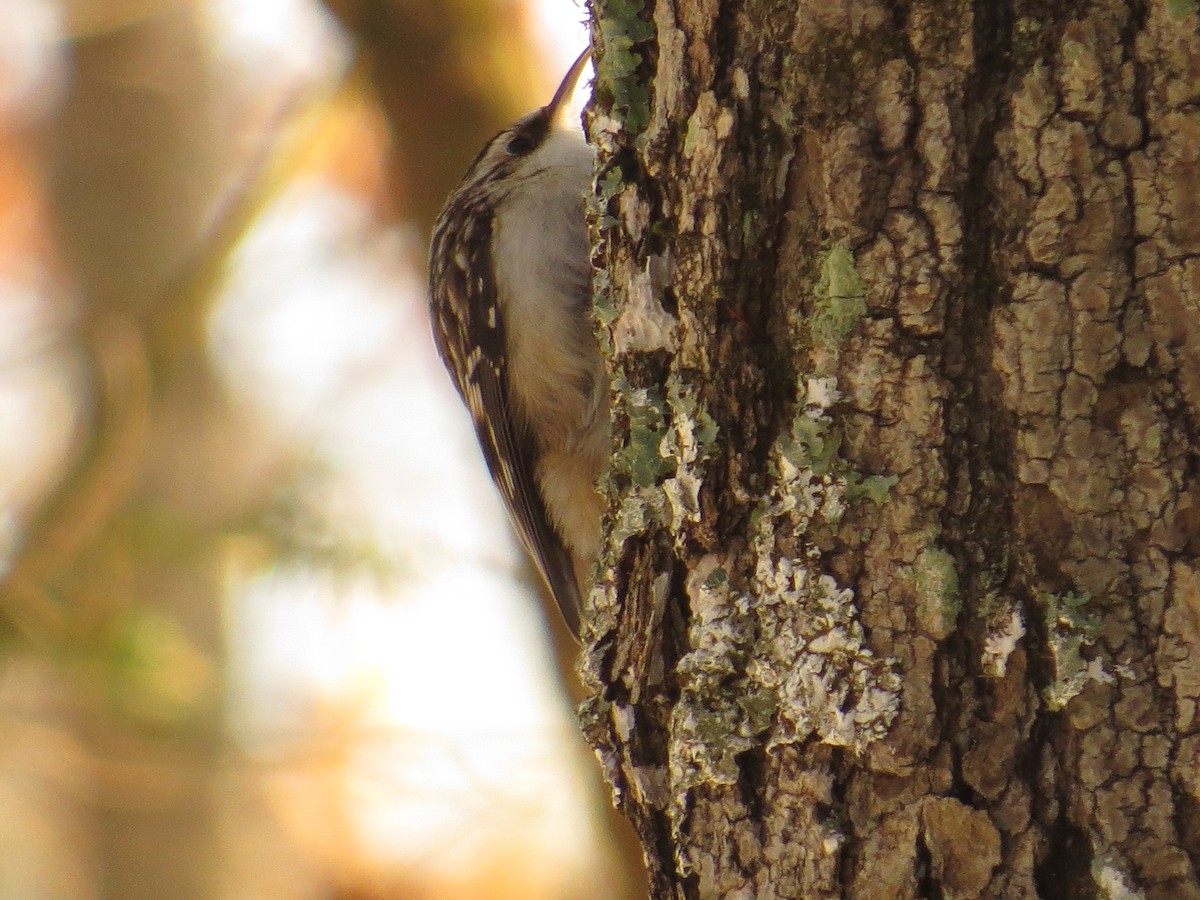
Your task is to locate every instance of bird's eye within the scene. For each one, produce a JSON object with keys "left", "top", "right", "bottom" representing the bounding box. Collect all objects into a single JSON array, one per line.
[{"left": 505, "top": 133, "right": 535, "bottom": 156}]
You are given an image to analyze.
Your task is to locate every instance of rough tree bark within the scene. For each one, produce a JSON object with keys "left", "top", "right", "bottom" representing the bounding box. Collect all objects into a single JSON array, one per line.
[{"left": 583, "top": 0, "right": 1200, "bottom": 897}]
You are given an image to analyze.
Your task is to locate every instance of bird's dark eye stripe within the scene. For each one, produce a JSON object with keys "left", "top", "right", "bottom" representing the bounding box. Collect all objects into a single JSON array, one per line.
[
  {"left": 506, "top": 133, "right": 535, "bottom": 155},
  {"left": 503, "top": 113, "right": 550, "bottom": 157}
]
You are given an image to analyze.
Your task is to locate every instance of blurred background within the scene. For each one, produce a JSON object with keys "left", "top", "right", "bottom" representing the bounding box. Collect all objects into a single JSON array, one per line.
[{"left": 0, "top": 0, "right": 644, "bottom": 897}]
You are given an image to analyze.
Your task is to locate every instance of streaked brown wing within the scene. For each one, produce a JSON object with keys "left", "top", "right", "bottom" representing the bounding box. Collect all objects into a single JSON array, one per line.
[{"left": 429, "top": 207, "right": 582, "bottom": 633}]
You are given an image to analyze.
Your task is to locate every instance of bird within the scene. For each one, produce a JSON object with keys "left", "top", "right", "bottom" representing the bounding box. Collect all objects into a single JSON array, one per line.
[{"left": 428, "top": 49, "right": 605, "bottom": 636}]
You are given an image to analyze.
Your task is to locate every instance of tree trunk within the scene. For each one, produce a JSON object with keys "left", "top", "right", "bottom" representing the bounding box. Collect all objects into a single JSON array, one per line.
[{"left": 584, "top": 0, "right": 1200, "bottom": 896}]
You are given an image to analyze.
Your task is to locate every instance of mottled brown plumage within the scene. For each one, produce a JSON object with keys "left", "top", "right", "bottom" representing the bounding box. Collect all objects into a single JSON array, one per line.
[{"left": 428, "top": 50, "right": 604, "bottom": 635}]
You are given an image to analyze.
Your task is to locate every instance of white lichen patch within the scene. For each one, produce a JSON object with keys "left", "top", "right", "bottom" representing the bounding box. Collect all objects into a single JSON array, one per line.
[
  {"left": 585, "top": 484, "right": 668, "bottom": 638},
  {"left": 1041, "top": 590, "right": 1114, "bottom": 711},
  {"left": 608, "top": 484, "right": 668, "bottom": 546},
  {"left": 981, "top": 607, "right": 1026, "bottom": 679},
  {"left": 750, "top": 556, "right": 901, "bottom": 750},
  {"left": 669, "top": 558, "right": 762, "bottom": 793},
  {"left": 589, "top": 111, "right": 624, "bottom": 154},
  {"left": 804, "top": 373, "right": 842, "bottom": 409},
  {"left": 1046, "top": 656, "right": 1115, "bottom": 711},
  {"left": 752, "top": 375, "right": 900, "bottom": 749},
  {"left": 592, "top": 374, "right": 717, "bottom": 635},
  {"left": 770, "top": 376, "right": 853, "bottom": 522},
  {"left": 666, "top": 377, "right": 900, "bottom": 829},
  {"left": 1091, "top": 854, "right": 1146, "bottom": 900},
  {"left": 612, "top": 259, "right": 680, "bottom": 355},
  {"left": 660, "top": 375, "right": 718, "bottom": 534}
]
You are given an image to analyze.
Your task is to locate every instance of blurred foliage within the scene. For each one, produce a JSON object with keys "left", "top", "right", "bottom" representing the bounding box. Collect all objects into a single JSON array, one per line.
[
  {"left": 96, "top": 605, "right": 218, "bottom": 728},
  {"left": 233, "top": 468, "right": 405, "bottom": 583}
]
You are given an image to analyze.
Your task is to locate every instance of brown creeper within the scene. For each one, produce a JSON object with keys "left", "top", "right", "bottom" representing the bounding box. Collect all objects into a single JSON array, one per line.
[{"left": 428, "top": 50, "right": 605, "bottom": 636}]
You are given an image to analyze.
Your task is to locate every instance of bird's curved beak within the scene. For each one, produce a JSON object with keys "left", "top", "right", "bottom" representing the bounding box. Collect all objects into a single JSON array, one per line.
[{"left": 545, "top": 46, "right": 593, "bottom": 125}]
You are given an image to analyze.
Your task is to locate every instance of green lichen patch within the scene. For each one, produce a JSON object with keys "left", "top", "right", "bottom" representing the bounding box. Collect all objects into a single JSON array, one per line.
[
  {"left": 613, "top": 381, "right": 674, "bottom": 488},
  {"left": 599, "top": 374, "right": 719, "bottom": 557},
  {"left": 592, "top": 168, "right": 625, "bottom": 234},
  {"left": 595, "top": 0, "right": 654, "bottom": 136},
  {"left": 1167, "top": 0, "right": 1198, "bottom": 21},
  {"left": 912, "top": 547, "right": 961, "bottom": 639},
  {"left": 591, "top": 269, "right": 618, "bottom": 335},
  {"left": 810, "top": 243, "right": 868, "bottom": 348},
  {"left": 768, "top": 376, "right": 894, "bottom": 527},
  {"left": 777, "top": 408, "right": 843, "bottom": 479},
  {"left": 1040, "top": 589, "right": 1112, "bottom": 710},
  {"left": 844, "top": 472, "right": 899, "bottom": 505}
]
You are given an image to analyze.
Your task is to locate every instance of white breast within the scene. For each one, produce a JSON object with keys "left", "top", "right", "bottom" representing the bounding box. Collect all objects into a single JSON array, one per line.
[
  {"left": 493, "top": 129, "right": 597, "bottom": 451},
  {"left": 491, "top": 128, "right": 608, "bottom": 564}
]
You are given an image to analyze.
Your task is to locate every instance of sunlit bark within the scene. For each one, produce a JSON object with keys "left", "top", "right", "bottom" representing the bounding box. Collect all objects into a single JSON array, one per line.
[{"left": 588, "top": 0, "right": 1200, "bottom": 895}]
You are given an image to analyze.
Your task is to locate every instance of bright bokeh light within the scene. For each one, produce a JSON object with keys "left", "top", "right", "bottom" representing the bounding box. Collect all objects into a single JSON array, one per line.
[
  {"left": 532, "top": 0, "right": 595, "bottom": 126},
  {"left": 225, "top": 565, "right": 593, "bottom": 875},
  {"left": 207, "top": 0, "right": 345, "bottom": 78},
  {"left": 212, "top": 177, "right": 594, "bottom": 881},
  {"left": 0, "top": 0, "right": 76, "bottom": 552},
  {"left": 531, "top": 0, "right": 591, "bottom": 73},
  {"left": 0, "top": 0, "right": 63, "bottom": 122}
]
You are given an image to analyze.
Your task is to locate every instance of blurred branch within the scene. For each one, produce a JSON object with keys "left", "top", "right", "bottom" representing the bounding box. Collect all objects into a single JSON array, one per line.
[
  {"left": 2, "top": 319, "right": 148, "bottom": 642},
  {"left": 3, "top": 708, "right": 196, "bottom": 809},
  {"left": 0, "top": 23, "right": 365, "bottom": 648},
  {"left": 155, "top": 60, "right": 369, "bottom": 369}
]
